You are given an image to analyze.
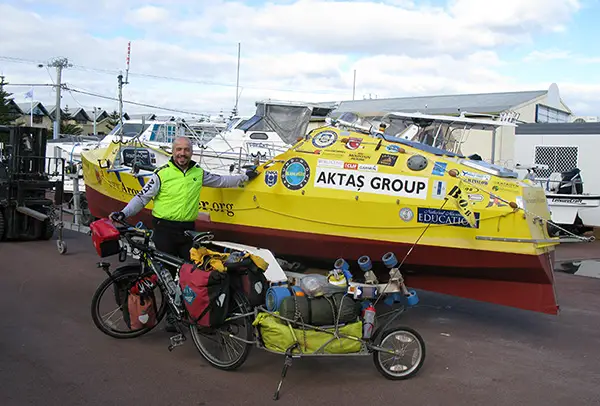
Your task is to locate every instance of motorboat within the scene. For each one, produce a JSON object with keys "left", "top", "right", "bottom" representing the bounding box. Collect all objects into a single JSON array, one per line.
[
  {"left": 517, "top": 164, "right": 600, "bottom": 236},
  {"left": 80, "top": 101, "right": 564, "bottom": 316}
]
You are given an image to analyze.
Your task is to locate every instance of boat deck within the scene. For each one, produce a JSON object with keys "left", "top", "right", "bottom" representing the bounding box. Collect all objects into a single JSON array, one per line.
[{"left": 1, "top": 230, "right": 599, "bottom": 406}]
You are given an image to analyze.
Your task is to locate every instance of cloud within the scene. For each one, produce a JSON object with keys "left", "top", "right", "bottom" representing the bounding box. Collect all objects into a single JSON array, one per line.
[
  {"left": 0, "top": 0, "right": 598, "bottom": 121},
  {"left": 525, "top": 49, "right": 600, "bottom": 64},
  {"left": 127, "top": 6, "right": 170, "bottom": 24}
]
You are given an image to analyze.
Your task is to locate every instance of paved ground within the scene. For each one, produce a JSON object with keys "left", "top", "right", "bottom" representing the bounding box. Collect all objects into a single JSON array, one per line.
[{"left": 1, "top": 231, "right": 600, "bottom": 406}]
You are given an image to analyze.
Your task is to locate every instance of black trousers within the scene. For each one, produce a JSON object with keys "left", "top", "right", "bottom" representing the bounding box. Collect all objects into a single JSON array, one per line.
[{"left": 151, "top": 216, "right": 195, "bottom": 276}]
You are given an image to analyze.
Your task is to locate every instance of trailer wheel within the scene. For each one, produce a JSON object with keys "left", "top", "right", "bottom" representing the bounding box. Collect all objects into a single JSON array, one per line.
[
  {"left": 0, "top": 209, "right": 5, "bottom": 241},
  {"left": 57, "top": 239, "right": 67, "bottom": 254}
]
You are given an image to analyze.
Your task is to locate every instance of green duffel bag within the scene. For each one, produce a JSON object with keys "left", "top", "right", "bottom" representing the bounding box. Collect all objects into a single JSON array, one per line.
[
  {"left": 278, "top": 292, "right": 361, "bottom": 326},
  {"left": 253, "top": 312, "right": 363, "bottom": 355}
]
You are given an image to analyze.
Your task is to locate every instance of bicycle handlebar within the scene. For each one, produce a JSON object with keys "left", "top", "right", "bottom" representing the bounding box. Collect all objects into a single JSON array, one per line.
[{"left": 107, "top": 217, "right": 188, "bottom": 267}]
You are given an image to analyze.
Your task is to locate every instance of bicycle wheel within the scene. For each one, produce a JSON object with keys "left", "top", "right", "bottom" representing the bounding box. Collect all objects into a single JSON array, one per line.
[
  {"left": 91, "top": 265, "right": 168, "bottom": 339},
  {"left": 373, "top": 326, "right": 426, "bottom": 380},
  {"left": 189, "top": 290, "right": 253, "bottom": 370}
]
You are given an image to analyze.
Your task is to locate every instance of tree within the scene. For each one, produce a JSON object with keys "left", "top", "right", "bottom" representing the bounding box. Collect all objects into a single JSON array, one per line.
[
  {"left": 48, "top": 107, "right": 83, "bottom": 138},
  {"left": 105, "top": 110, "right": 120, "bottom": 131},
  {"left": 0, "top": 76, "right": 18, "bottom": 125}
]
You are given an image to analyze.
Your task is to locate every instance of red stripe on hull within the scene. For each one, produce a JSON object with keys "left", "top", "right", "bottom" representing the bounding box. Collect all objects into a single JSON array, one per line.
[{"left": 86, "top": 186, "right": 559, "bottom": 315}]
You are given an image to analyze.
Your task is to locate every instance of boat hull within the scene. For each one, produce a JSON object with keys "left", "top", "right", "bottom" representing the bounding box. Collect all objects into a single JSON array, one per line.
[{"left": 85, "top": 185, "right": 559, "bottom": 315}]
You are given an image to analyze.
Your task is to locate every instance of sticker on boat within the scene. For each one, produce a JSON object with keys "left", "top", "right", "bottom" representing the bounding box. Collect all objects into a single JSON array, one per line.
[
  {"left": 264, "top": 170, "right": 278, "bottom": 187},
  {"left": 377, "top": 154, "right": 398, "bottom": 167},
  {"left": 432, "top": 162, "right": 447, "bottom": 176},
  {"left": 312, "top": 131, "right": 338, "bottom": 148},
  {"left": 399, "top": 207, "right": 414, "bottom": 222},
  {"left": 461, "top": 170, "right": 491, "bottom": 185},
  {"left": 317, "top": 159, "right": 344, "bottom": 168},
  {"left": 281, "top": 158, "right": 311, "bottom": 190},
  {"left": 417, "top": 208, "right": 480, "bottom": 228},
  {"left": 431, "top": 180, "right": 447, "bottom": 199},
  {"left": 313, "top": 167, "right": 428, "bottom": 199},
  {"left": 345, "top": 137, "right": 362, "bottom": 150}
]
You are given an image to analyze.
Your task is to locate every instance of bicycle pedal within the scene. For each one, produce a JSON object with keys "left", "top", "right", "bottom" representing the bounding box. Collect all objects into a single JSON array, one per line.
[{"left": 168, "top": 334, "right": 186, "bottom": 350}]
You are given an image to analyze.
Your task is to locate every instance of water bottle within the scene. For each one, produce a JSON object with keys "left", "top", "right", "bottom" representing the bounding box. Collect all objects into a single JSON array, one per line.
[
  {"left": 159, "top": 264, "right": 182, "bottom": 306},
  {"left": 362, "top": 303, "right": 376, "bottom": 339}
]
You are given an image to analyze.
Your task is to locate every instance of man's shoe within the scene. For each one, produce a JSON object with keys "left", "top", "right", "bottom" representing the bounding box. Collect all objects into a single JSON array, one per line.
[{"left": 165, "top": 312, "right": 178, "bottom": 333}]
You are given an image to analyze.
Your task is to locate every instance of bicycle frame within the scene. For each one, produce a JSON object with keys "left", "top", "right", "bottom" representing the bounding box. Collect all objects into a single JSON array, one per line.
[{"left": 110, "top": 221, "right": 191, "bottom": 321}]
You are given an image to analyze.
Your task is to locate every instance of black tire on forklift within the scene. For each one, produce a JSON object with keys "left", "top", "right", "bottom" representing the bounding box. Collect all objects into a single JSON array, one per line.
[
  {"left": 41, "top": 218, "right": 55, "bottom": 240},
  {"left": 80, "top": 194, "right": 95, "bottom": 226},
  {"left": 0, "top": 209, "right": 5, "bottom": 241}
]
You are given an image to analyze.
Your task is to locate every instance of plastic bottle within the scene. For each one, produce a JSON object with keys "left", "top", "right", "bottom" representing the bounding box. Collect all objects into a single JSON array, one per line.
[
  {"left": 362, "top": 303, "right": 376, "bottom": 339},
  {"left": 159, "top": 264, "right": 181, "bottom": 306}
]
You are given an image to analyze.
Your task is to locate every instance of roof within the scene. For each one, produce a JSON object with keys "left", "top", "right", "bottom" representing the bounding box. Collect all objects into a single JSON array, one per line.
[
  {"left": 516, "top": 123, "right": 600, "bottom": 135},
  {"left": 128, "top": 113, "right": 156, "bottom": 121},
  {"left": 68, "top": 107, "right": 92, "bottom": 121},
  {"left": 85, "top": 109, "right": 109, "bottom": 121},
  {"left": 17, "top": 102, "right": 50, "bottom": 116},
  {"left": 326, "top": 90, "right": 549, "bottom": 117}
]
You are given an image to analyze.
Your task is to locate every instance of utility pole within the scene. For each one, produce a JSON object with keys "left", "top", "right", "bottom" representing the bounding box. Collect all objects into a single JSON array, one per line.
[
  {"left": 93, "top": 106, "right": 97, "bottom": 136},
  {"left": 352, "top": 69, "right": 356, "bottom": 101},
  {"left": 117, "top": 73, "right": 126, "bottom": 141},
  {"left": 45, "top": 57, "right": 71, "bottom": 140},
  {"left": 117, "top": 41, "right": 132, "bottom": 142}
]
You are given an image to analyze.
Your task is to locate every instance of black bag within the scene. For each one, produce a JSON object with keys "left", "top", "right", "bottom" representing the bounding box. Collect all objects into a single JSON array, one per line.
[
  {"left": 230, "top": 261, "right": 269, "bottom": 307},
  {"left": 279, "top": 292, "right": 361, "bottom": 326}
]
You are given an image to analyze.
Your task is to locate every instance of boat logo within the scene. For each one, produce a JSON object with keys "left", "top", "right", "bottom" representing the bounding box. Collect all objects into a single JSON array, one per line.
[
  {"left": 312, "top": 130, "right": 338, "bottom": 148},
  {"left": 264, "top": 170, "right": 278, "bottom": 187},
  {"left": 377, "top": 153, "right": 398, "bottom": 167},
  {"left": 281, "top": 158, "right": 310, "bottom": 190},
  {"left": 386, "top": 144, "right": 402, "bottom": 154},
  {"left": 432, "top": 161, "right": 447, "bottom": 176},
  {"left": 399, "top": 207, "right": 414, "bottom": 222},
  {"left": 345, "top": 137, "right": 362, "bottom": 150}
]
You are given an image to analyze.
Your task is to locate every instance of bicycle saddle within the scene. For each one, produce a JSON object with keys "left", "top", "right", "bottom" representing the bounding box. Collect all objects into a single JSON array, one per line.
[{"left": 184, "top": 230, "right": 214, "bottom": 243}]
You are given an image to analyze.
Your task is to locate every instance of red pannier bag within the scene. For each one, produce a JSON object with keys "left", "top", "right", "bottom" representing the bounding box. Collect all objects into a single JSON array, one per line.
[
  {"left": 179, "top": 263, "right": 230, "bottom": 328},
  {"left": 127, "top": 293, "right": 158, "bottom": 330},
  {"left": 90, "top": 218, "right": 121, "bottom": 257}
]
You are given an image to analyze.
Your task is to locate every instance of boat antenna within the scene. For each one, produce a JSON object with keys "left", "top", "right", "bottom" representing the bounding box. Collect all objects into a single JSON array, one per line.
[
  {"left": 233, "top": 42, "right": 241, "bottom": 117},
  {"left": 117, "top": 41, "right": 131, "bottom": 142}
]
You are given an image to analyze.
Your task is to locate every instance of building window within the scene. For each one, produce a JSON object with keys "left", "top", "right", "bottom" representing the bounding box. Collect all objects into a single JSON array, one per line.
[
  {"left": 33, "top": 115, "right": 43, "bottom": 124},
  {"left": 534, "top": 145, "right": 578, "bottom": 178},
  {"left": 535, "top": 104, "right": 570, "bottom": 123}
]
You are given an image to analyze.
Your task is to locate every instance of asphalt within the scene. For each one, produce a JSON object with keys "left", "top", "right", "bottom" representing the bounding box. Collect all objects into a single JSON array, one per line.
[{"left": 1, "top": 230, "right": 600, "bottom": 406}]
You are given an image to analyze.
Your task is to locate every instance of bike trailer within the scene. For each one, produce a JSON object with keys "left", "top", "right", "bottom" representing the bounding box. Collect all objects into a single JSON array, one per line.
[{"left": 90, "top": 218, "right": 121, "bottom": 257}]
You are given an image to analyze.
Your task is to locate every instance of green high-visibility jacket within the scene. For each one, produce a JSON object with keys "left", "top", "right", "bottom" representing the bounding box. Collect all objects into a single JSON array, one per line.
[{"left": 152, "top": 160, "right": 204, "bottom": 222}]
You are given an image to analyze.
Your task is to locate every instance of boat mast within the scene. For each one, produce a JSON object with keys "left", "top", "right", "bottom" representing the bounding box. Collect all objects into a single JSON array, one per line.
[{"left": 117, "top": 41, "right": 131, "bottom": 142}]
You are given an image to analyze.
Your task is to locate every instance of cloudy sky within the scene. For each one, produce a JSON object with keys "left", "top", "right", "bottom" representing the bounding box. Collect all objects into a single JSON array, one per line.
[{"left": 1, "top": 0, "right": 599, "bottom": 120}]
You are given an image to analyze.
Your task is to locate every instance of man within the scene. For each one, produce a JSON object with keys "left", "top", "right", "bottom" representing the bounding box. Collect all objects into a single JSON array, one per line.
[{"left": 110, "top": 136, "right": 259, "bottom": 331}]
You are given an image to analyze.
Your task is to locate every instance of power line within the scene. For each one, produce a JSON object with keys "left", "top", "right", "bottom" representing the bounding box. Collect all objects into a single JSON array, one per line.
[
  {"left": 65, "top": 86, "right": 217, "bottom": 116},
  {"left": 0, "top": 54, "right": 344, "bottom": 95}
]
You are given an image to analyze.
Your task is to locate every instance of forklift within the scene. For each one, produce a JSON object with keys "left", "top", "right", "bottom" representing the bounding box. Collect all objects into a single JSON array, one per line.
[{"left": 0, "top": 125, "right": 67, "bottom": 252}]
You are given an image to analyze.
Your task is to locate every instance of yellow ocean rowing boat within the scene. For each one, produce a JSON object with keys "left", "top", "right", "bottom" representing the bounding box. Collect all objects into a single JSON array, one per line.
[{"left": 81, "top": 104, "right": 560, "bottom": 315}]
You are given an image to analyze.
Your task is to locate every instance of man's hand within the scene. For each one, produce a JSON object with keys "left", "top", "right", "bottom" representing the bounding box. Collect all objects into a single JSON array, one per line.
[
  {"left": 109, "top": 211, "right": 125, "bottom": 222},
  {"left": 245, "top": 168, "right": 259, "bottom": 181}
]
